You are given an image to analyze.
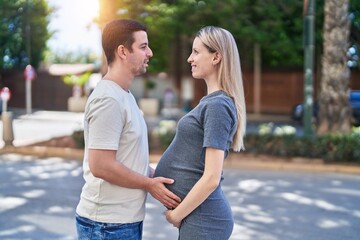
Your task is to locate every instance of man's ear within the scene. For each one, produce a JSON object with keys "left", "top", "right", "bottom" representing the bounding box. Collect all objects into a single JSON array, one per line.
[
  {"left": 212, "top": 52, "right": 222, "bottom": 65},
  {"left": 116, "top": 45, "right": 127, "bottom": 59}
]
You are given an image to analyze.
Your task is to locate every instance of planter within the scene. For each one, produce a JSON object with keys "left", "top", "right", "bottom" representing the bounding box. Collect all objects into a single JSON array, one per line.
[
  {"left": 139, "top": 98, "right": 159, "bottom": 116},
  {"left": 68, "top": 96, "right": 87, "bottom": 112}
]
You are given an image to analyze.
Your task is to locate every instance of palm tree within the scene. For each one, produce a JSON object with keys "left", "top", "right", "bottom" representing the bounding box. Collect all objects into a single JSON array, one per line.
[{"left": 317, "top": 0, "right": 352, "bottom": 134}]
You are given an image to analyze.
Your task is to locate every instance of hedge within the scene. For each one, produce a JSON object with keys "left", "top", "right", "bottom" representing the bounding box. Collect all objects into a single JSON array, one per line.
[{"left": 244, "top": 133, "right": 360, "bottom": 163}]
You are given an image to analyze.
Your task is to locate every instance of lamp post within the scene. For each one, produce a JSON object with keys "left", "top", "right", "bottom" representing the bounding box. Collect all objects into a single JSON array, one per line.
[
  {"left": 24, "top": 64, "right": 35, "bottom": 114},
  {"left": 303, "top": 0, "right": 315, "bottom": 136},
  {"left": 25, "top": 0, "right": 33, "bottom": 115}
]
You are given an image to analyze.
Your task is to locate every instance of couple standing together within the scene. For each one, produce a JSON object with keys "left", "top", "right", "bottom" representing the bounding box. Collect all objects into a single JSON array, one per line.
[{"left": 75, "top": 19, "right": 246, "bottom": 240}]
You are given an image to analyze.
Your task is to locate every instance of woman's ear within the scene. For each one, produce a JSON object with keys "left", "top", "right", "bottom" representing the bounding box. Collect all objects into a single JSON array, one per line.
[{"left": 212, "top": 52, "right": 222, "bottom": 65}]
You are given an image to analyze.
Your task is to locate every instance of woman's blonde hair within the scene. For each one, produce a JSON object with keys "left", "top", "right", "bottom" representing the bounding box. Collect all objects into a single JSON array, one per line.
[{"left": 196, "top": 26, "right": 246, "bottom": 151}]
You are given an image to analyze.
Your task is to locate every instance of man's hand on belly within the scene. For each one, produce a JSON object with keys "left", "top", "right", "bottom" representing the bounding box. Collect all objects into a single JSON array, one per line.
[{"left": 146, "top": 177, "right": 181, "bottom": 209}]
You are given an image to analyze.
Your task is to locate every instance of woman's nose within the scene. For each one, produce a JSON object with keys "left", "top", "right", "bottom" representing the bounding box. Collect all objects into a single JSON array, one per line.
[{"left": 187, "top": 55, "right": 192, "bottom": 63}]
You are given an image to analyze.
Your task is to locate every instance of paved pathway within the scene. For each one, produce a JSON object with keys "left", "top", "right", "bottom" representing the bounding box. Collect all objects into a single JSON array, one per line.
[
  {"left": 0, "top": 110, "right": 84, "bottom": 148},
  {"left": 1, "top": 154, "right": 360, "bottom": 240}
]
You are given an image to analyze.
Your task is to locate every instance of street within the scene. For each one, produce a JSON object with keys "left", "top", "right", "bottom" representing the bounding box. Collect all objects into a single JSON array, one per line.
[{"left": 1, "top": 154, "right": 359, "bottom": 240}]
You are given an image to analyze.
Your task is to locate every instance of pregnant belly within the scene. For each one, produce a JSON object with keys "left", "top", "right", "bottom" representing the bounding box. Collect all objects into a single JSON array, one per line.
[{"left": 154, "top": 160, "right": 198, "bottom": 200}]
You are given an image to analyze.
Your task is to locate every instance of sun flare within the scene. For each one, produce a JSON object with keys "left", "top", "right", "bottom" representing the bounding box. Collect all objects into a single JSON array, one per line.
[
  {"left": 47, "top": 0, "right": 102, "bottom": 53},
  {"left": 73, "top": 0, "right": 99, "bottom": 24}
]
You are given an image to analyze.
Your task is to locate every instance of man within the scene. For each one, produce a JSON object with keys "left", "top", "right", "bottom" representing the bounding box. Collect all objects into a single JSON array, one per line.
[{"left": 75, "top": 19, "right": 180, "bottom": 239}]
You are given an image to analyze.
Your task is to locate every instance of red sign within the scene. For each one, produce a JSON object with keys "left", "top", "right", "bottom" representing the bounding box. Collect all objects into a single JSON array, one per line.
[
  {"left": 0, "top": 87, "right": 11, "bottom": 101},
  {"left": 24, "top": 64, "right": 36, "bottom": 81}
]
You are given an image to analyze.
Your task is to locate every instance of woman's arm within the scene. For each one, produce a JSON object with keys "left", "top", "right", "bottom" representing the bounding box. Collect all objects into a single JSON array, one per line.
[{"left": 165, "top": 147, "right": 224, "bottom": 227}]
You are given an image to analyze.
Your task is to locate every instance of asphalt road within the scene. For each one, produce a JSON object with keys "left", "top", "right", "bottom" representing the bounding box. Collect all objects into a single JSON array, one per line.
[{"left": 1, "top": 154, "right": 359, "bottom": 240}]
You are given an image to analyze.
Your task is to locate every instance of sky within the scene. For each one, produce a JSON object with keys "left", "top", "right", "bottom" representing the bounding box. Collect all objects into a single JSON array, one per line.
[{"left": 47, "top": 0, "right": 102, "bottom": 55}]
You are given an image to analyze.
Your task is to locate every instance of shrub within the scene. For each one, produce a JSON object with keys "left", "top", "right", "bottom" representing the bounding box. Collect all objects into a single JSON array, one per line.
[
  {"left": 152, "top": 120, "right": 176, "bottom": 149},
  {"left": 244, "top": 124, "right": 360, "bottom": 164},
  {"left": 72, "top": 130, "right": 85, "bottom": 149}
]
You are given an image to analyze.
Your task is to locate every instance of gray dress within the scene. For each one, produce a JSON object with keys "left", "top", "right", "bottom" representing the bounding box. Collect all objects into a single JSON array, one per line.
[{"left": 154, "top": 90, "right": 237, "bottom": 240}]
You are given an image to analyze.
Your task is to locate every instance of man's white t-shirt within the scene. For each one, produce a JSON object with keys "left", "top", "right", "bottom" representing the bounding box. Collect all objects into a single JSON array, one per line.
[{"left": 76, "top": 80, "right": 149, "bottom": 223}]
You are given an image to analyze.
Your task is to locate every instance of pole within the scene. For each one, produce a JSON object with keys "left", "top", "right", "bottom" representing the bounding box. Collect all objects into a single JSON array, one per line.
[
  {"left": 26, "top": 0, "right": 31, "bottom": 63},
  {"left": 26, "top": 79, "right": 32, "bottom": 114},
  {"left": 2, "top": 112, "right": 14, "bottom": 147},
  {"left": 2, "top": 99, "right": 7, "bottom": 113},
  {"left": 1, "top": 88, "right": 14, "bottom": 147},
  {"left": 254, "top": 43, "right": 261, "bottom": 115},
  {"left": 25, "top": 0, "right": 32, "bottom": 115},
  {"left": 303, "top": 0, "right": 315, "bottom": 136}
]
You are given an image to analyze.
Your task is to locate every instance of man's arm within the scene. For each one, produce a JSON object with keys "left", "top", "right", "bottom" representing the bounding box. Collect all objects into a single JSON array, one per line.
[{"left": 88, "top": 149, "right": 181, "bottom": 208}]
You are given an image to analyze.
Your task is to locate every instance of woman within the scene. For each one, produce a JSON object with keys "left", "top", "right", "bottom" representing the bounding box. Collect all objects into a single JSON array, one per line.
[{"left": 154, "top": 26, "right": 246, "bottom": 240}]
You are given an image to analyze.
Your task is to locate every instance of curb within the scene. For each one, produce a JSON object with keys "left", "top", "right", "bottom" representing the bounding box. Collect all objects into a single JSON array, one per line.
[
  {"left": 225, "top": 159, "right": 360, "bottom": 175},
  {"left": 0, "top": 146, "right": 84, "bottom": 160},
  {"left": 226, "top": 153, "right": 360, "bottom": 175}
]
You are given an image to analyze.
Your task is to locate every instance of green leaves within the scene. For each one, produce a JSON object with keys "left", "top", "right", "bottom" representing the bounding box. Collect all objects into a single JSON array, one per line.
[
  {"left": 114, "top": 0, "right": 306, "bottom": 69},
  {"left": 0, "top": 0, "right": 51, "bottom": 71},
  {"left": 62, "top": 71, "right": 92, "bottom": 86},
  {"left": 245, "top": 132, "right": 360, "bottom": 163}
]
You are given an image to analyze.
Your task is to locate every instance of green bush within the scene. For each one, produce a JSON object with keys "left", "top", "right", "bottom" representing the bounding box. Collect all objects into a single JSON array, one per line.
[
  {"left": 70, "top": 124, "right": 360, "bottom": 164},
  {"left": 152, "top": 120, "right": 176, "bottom": 149},
  {"left": 244, "top": 132, "right": 360, "bottom": 164},
  {"left": 72, "top": 130, "right": 85, "bottom": 149}
]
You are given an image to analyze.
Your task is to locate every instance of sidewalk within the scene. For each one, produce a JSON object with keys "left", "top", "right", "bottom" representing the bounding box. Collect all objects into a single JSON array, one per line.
[
  {"left": 1, "top": 110, "right": 360, "bottom": 175},
  {"left": 0, "top": 109, "right": 84, "bottom": 147}
]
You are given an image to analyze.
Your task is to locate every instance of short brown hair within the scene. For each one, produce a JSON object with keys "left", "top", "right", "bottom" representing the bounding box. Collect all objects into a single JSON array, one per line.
[{"left": 102, "top": 19, "right": 147, "bottom": 65}]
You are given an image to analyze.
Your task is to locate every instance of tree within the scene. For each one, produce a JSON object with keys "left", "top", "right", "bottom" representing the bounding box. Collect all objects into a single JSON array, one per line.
[
  {"left": 317, "top": 0, "right": 352, "bottom": 134},
  {"left": 98, "top": 1, "right": 311, "bottom": 71},
  {"left": 0, "top": 0, "right": 51, "bottom": 72},
  {"left": 349, "top": 0, "right": 360, "bottom": 68},
  {"left": 97, "top": 0, "right": 360, "bottom": 70}
]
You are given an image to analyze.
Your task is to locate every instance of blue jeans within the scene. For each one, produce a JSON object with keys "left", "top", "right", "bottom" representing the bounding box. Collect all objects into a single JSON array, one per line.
[{"left": 76, "top": 214, "right": 143, "bottom": 240}]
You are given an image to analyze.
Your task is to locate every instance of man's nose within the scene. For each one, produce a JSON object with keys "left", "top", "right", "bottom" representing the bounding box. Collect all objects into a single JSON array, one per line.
[{"left": 147, "top": 48, "right": 153, "bottom": 57}]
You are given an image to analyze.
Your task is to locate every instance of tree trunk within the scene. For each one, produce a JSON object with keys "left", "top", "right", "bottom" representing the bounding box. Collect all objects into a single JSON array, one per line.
[{"left": 317, "top": 0, "right": 351, "bottom": 134}]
